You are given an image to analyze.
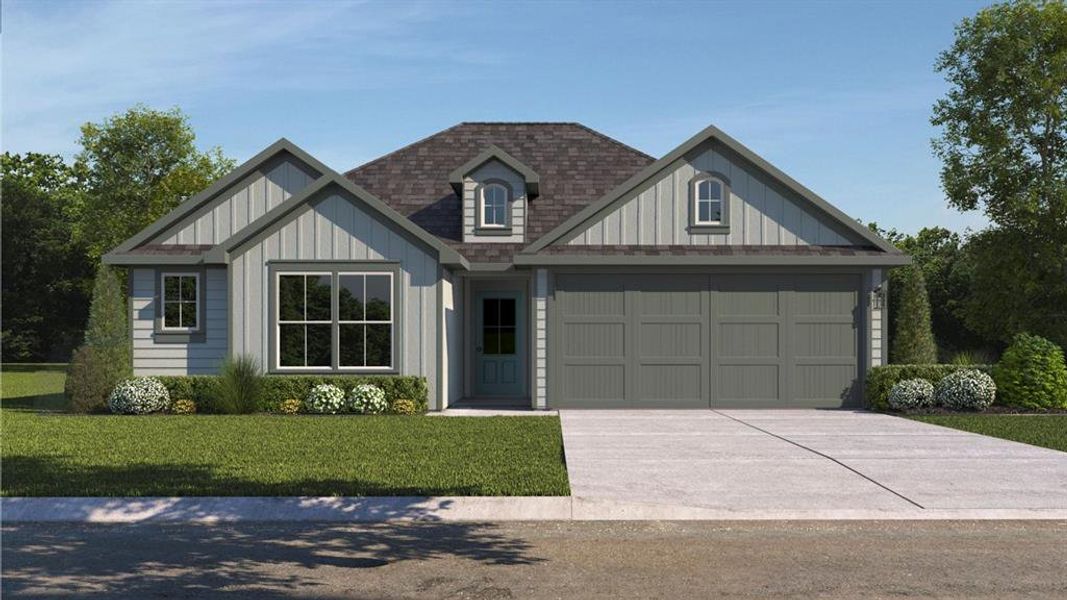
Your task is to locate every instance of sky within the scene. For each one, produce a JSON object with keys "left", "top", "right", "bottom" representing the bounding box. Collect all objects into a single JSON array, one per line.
[{"left": 1, "top": 0, "right": 992, "bottom": 234}]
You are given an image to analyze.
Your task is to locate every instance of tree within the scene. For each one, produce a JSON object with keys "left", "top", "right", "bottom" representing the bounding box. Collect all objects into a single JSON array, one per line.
[
  {"left": 890, "top": 264, "right": 939, "bottom": 364},
  {"left": 68, "top": 105, "right": 235, "bottom": 262},
  {"left": 1, "top": 153, "right": 94, "bottom": 361},
  {"left": 66, "top": 265, "right": 131, "bottom": 412},
  {"left": 931, "top": 0, "right": 1067, "bottom": 348}
]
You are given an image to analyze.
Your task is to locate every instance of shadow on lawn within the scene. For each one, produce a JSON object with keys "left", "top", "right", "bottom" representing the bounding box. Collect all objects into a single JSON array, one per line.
[{"left": 2, "top": 520, "right": 543, "bottom": 599}]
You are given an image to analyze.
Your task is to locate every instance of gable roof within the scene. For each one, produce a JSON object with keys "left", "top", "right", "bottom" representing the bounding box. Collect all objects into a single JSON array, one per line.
[
  {"left": 447, "top": 144, "right": 541, "bottom": 198},
  {"left": 345, "top": 122, "right": 655, "bottom": 263},
  {"left": 521, "top": 124, "right": 901, "bottom": 255},
  {"left": 103, "top": 139, "right": 467, "bottom": 268}
]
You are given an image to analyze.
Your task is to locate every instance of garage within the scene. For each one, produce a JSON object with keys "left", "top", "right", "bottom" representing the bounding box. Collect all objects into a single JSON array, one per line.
[{"left": 551, "top": 273, "right": 862, "bottom": 409}]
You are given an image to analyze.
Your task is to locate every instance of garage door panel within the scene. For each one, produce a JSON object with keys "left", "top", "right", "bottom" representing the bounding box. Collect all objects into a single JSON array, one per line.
[
  {"left": 640, "top": 322, "right": 702, "bottom": 358},
  {"left": 562, "top": 364, "right": 626, "bottom": 403},
  {"left": 637, "top": 364, "right": 705, "bottom": 406},
  {"left": 794, "top": 322, "right": 856, "bottom": 357},
  {"left": 716, "top": 288, "right": 779, "bottom": 316},
  {"left": 719, "top": 322, "right": 779, "bottom": 358},
  {"left": 564, "top": 322, "right": 625, "bottom": 357},
  {"left": 795, "top": 364, "right": 857, "bottom": 405},
  {"left": 720, "top": 365, "right": 780, "bottom": 402}
]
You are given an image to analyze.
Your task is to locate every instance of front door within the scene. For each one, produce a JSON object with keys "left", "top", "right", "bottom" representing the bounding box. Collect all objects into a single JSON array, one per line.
[{"left": 474, "top": 290, "right": 525, "bottom": 397}]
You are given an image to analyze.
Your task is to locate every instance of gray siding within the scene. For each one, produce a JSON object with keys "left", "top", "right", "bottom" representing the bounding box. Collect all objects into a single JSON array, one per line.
[
  {"left": 131, "top": 267, "right": 229, "bottom": 375},
  {"left": 567, "top": 143, "right": 860, "bottom": 246},
  {"left": 533, "top": 269, "right": 549, "bottom": 409},
  {"left": 154, "top": 157, "right": 317, "bottom": 245},
  {"left": 229, "top": 193, "right": 439, "bottom": 399},
  {"left": 462, "top": 160, "right": 526, "bottom": 243},
  {"left": 443, "top": 269, "right": 464, "bottom": 407}
]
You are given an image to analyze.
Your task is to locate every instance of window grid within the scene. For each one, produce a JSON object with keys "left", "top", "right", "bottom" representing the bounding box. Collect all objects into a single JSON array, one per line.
[
  {"left": 338, "top": 272, "right": 394, "bottom": 369},
  {"left": 276, "top": 274, "right": 332, "bottom": 369},
  {"left": 694, "top": 178, "right": 724, "bottom": 225},
  {"left": 160, "top": 272, "right": 199, "bottom": 331},
  {"left": 480, "top": 183, "right": 508, "bottom": 228}
]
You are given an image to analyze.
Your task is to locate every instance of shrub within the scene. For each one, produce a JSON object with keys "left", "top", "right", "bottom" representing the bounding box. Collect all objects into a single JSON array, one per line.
[
  {"left": 212, "top": 355, "right": 263, "bottom": 414},
  {"left": 886, "top": 378, "right": 935, "bottom": 410},
  {"left": 65, "top": 346, "right": 128, "bottom": 413},
  {"left": 278, "top": 398, "right": 303, "bottom": 415},
  {"left": 108, "top": 377, "right": 171, "bottom": 414},
  {"left": 992, "top": 333, "right": 1067, "bottom": 410},
  {"left": 305, "top": 384, "right": 345, "bottom": 414},
  {"left": 390, "top": 398, "right": 419, "bottom": 416},
  {"left": 889, "top": 264, "right": 938, "bottom": 364},
  {"left": 172, "top": 399, "right": 197, "bottom": 414},
  {"left": 348, "top": 384, "right": 388, "bottom": 414},
  {"left": 935, "top": 369, "right": 996, "bottom": 411},
  {"left": 865, "top": 364, "right": 993, "bottom": 410}
]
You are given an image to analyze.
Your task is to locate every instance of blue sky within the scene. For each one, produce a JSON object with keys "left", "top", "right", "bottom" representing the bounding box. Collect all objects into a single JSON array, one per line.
[{"left": 2, "top": 0, "right": 990, "bottom": 234}]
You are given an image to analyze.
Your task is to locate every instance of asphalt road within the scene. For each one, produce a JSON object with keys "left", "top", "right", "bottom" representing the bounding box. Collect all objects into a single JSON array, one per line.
[{"left": 3, "top": 520, "right": 1067, "bottom": 599}]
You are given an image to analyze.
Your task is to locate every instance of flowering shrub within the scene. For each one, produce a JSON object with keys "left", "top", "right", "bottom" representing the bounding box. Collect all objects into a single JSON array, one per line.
[
  {"left": 348, "top": 384, "right": 388, "bottom": 414},
  {"left": 108, "top": 377, "right": 171, "bottom": 414},
  {"left": 935, "top": 369, "right": 996, "bottom": 411},
  {"left": 278, "top": 398, "right": 303, "bottom": 415},
  {"left": 390, "top": 398, "right": 419, "bottom": 415},
  {"left": 886, "top": 378, "right": 935, "bottom": 410},
  {"left": 172, "top": 399, "right": 197, "bottom": 414},
  {"left": 305, "top": 384, "right": 345, "bottom": 414}
]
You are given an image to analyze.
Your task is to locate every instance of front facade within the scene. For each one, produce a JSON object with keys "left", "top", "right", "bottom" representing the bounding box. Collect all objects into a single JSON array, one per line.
[{"left": 105, "top": 123, "right": 907, "bottom": 410}]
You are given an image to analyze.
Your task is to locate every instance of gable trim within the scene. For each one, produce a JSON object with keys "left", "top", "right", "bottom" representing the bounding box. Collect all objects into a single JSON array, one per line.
[
  {"left": 109, "top": 138, "right": 327, "bottom": 255},
  {"left": 448, "top": 145, "right": 541, "bottom": 198},
  {"left": 521, "top": 124, "right": 900, "bottom": 254}
]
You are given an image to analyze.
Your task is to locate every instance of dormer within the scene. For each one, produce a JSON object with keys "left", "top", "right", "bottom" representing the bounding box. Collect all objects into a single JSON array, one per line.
[{"left": 449, "top": 145, "right": 539, "bottom": 243}]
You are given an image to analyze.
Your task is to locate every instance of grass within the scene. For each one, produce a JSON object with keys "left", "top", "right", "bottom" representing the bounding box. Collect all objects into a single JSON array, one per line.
[
  {"left": 1, "top": 364, "right": 570, "bottom": 497},
  {"left": 908, "top": 414, "right": 1067, "bottom": 453}
]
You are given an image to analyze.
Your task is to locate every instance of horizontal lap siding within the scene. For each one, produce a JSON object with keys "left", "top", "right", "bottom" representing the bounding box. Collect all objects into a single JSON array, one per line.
[
  {"left": 567, "top": 143, "right": 857, "bottom": 246},
  {"left": 230, "top": 193, "right": 439, "bottom": 397},
  {"left": 154, "top": 157, "right": 317, "bottom": 245},
  {"left": 131, "top": 268, "right": 229, "bottom": 375}
]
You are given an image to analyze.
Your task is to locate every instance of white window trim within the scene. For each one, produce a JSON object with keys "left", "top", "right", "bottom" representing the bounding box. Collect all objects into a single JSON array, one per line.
[
  {"left": 692, "top": 177, "right": 725, "bottom": 226},
  {"left": 479, "top": 183, "right": 509, "bottom": 229},
  {"left": 275, "top": 272, "right": 333, "bottom": 370},
  {"left": 337, "top": 271, "right": 394, "bottom": 371},
  {"left": 273, "top": 271, "right": 396, "bottom": 372},
  {"left": 160, "top": 272, "right": 201, "bottom": 332}
]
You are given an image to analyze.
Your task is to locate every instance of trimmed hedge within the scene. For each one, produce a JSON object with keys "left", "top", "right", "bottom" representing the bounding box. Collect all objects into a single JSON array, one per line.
[
  {"left": 155, "top": 375, "right": 428, "bottom": 414},
  {"left": 866, "top": 364, "right": 992, "bottom": 410},
  {"left": 992, "top": 333, "right": 1067, "bottom": 410}
]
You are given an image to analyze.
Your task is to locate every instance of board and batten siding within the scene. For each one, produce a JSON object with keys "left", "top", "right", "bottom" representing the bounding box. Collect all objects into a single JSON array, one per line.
[
  {"left": 442, "top": 269, "right": 464, "bottom": 407},
  {"left": 130, "top": 267, "right": 229, "bottom": 375},
  {"left": 229, "top": 193, "right": 440, "bottom": 403},
  {"left": 154, "top": 156, "right": 318, "bottom": 246},
  {"left": 567, "top": 143, "right": 859, "bottom": 247},
  {"left": 462, "top": 160, "right": 526, "bottom": 243}
]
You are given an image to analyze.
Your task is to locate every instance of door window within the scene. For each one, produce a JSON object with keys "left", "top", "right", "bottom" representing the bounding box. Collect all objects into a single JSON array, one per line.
[{"left": 482, "top": 297, "right": 516, "bottom": 355}]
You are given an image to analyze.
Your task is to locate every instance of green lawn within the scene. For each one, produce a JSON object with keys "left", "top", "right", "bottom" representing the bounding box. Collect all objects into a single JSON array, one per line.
[
  {"left": 908, "top": 414, "right": 1067, "bottom": 453},
  {"left": 1, "top": 365, "right": 570, "bottom": 497}
]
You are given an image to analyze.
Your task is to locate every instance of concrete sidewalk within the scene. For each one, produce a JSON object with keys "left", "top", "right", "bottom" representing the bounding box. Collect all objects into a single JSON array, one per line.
[{"left": 4, "top": 496, "right": 1067, "bottom": 522}]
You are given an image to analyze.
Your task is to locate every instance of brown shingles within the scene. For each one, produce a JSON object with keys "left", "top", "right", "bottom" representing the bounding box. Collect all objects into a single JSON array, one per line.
[
  {"left": 129, "top": 244, "right": 214, "bottom": 255},
  {"left": 538, "top": 245, "right": 890, "bottom": 257}
]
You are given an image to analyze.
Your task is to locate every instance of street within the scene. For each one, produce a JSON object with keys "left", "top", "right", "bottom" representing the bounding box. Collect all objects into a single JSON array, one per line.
[{"left": 3, "top": 520, "right": 1066, "bottom": 598}]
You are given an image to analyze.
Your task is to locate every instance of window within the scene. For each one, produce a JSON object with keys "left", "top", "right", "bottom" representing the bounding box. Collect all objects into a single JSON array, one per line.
[
  {"left": 339, "top": 273, "right": 393, "bottom": 368},
  {"left": 693, "top": 177, "right": 725, "bottom": 225},
  {"left": 275, "top": 270, "right": 394, "bottom": 370},
  {"left": 480, "top": 183, "right": 508, "bottom": 228},
  {"left": 482, "top": 297, "right": 517, "bottom": 355},
  {"left": 161, "top": 273, "right": 199, "bottom": 330}
]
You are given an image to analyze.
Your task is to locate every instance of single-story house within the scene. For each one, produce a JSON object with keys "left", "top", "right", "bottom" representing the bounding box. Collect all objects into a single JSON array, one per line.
[{"left": 104, "top": 122, "right": 908, "bottom": 410}]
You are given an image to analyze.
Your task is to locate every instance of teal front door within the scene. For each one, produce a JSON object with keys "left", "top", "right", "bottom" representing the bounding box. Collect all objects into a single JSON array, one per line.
[{"left": 474, "top": 291, "right": 525, "bottom": 397}]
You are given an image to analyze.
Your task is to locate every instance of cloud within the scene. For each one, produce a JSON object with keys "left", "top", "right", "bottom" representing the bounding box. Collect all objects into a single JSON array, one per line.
[{"left": 1, "top": 0, "right": 496, "bottom": 156}]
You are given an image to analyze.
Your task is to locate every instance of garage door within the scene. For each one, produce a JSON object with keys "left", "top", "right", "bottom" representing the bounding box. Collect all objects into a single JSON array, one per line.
[{"left": 552, "top": 273, "right": 860, "bottom": 408}]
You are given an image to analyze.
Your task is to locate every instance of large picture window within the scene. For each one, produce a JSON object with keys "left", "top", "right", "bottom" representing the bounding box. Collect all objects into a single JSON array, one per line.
[
  {"left": 275, "top": 269, "right": 395, "bottom": 371},
  {"left": 161, "top": 273, "right": 200, "bottom": 331}
]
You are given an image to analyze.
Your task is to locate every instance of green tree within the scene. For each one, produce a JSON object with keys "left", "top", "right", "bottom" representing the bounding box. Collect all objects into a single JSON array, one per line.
[
  {"left": 890, "top": 264, "right": 939, "bottom": 364},
  {"left": 69, "top": 105, "right": 235, "bottom": 261},
  {"left": 1, "top": 153, "right": 94, "bottom": 361},
  {"left": 66, "top": 265, "right": 132, "bottom": 412},
  {"left": 932, "top": 0, "right": 1067, "bottom": 348}
]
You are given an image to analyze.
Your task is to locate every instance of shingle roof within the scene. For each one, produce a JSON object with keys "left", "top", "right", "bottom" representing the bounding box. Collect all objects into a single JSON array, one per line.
[
  {"left": 539, "top": 244, "right": 888, "bottom": 256},
  {"left": 129, "top": 244, "right": 214, "bottom": 256},
  {"left": 344, "top": 122, "right": 655, "bottom": 262}
]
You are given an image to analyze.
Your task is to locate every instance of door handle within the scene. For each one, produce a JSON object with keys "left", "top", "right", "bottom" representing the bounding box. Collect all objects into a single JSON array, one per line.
[{"left": 476, "top": 346, "right": 483, "bottom": 353}]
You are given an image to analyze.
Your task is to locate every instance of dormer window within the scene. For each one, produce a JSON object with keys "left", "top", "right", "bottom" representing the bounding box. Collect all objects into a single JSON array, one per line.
[
  {"left": 480, "top": 183, "right": 509, "bottom": 228},
  {"left": 690, "top": 173, "right": 730, "bottom": 230}
]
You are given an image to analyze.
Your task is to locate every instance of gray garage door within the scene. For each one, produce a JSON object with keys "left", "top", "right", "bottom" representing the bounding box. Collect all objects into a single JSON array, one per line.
[{"left": 552, "top": 273, "right": 861, "bottom": 409}]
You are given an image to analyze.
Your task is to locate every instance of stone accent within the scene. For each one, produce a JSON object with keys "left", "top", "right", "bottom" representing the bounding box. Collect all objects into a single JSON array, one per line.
[{"left": 534, "top": 269, "right": 549, "bottom": 409}]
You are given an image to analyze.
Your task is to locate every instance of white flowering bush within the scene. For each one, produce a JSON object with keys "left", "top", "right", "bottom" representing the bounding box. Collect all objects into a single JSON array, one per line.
[
  {"left": 887, "top": 378, "right": 935, "bottom": 410},
  {"left": 305, "top": 384, "right": 346, "bottom": 414},
  {"left": 348, "top": 384, "right": 388, "bottom": 414},
  {"left": 108, "top": 377, "right": 170, "bottom": 414},
  {"left": 935, "top": 369, "right": 996, "bottom": 411}
]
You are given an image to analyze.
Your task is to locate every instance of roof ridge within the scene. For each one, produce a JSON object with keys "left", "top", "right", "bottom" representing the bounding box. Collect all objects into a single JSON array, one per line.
[
  {"left": 568, "top": 122, "right": 656, "bottom": 162},
  {"left": 343, "top": 122, "right": 466, "bottom": 177}
]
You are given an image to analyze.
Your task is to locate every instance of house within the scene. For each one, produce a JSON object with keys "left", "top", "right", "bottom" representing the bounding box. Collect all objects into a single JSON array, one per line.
[{"left": 104, "top": 122, "right": 908, "bottom": 410}]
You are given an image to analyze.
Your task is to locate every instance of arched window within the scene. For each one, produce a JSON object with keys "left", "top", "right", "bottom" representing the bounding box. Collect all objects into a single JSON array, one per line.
[
  {"left": 692, "top": 176, "right": 725, "bottom": 225},
  {"left": 480, "top": 183, "right": 509, "bottom": 228}
]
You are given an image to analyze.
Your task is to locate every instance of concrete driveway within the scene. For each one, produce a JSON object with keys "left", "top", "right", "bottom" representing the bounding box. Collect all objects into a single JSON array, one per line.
[{"left": 560, "top": 410, "right": 1067, "bottom": 516}]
